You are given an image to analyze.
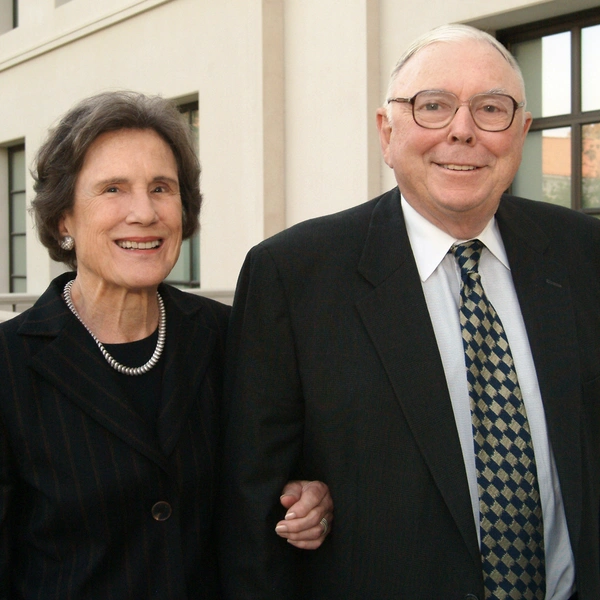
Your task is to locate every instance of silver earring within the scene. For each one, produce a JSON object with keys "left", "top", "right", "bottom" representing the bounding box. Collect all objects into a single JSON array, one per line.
[{"left": 60, "top": 235, "right": 74, "bottom": 251}]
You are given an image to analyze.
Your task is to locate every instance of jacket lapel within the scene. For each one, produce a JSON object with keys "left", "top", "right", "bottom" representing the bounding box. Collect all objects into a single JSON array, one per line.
[
  {"left": 355, "top": 189, "right": 480, "bottom": 563},
  {"left": 19, "top": 275, "right": 217, "bottom": 473},
  {"left": 20, "top": 277, "right": 170, "bottom": 471},
  {"left": 496, "top": 196, "right": 582, "bottom": 550},
  {"left": 156, "top": 284, "right": 217, "bottom": 457}
]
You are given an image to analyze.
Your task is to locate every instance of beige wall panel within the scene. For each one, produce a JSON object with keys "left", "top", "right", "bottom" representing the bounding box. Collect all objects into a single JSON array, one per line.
[{"left": 284, "top": 0, "right": 380, "bottom": 226}]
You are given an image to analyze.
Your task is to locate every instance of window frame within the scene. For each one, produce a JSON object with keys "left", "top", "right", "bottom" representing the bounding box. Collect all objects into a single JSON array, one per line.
[
  {"left": 498, "top": 7, "right": 600, "bottom": 214},
  {"left": 165, "top": 100, "right": 200, "bottom": 288},
  {"left": 8, "top": 144, "right": 26, "bottom": 293}
]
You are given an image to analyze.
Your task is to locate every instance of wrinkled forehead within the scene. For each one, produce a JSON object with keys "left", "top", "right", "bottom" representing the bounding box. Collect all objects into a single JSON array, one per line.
[{"left": 389, "top": 40, "right": 525, "bottom": 99}]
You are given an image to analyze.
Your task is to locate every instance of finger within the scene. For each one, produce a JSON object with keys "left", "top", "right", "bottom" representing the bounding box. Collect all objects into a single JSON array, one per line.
[
  {"left": 283, "top": 480, "right": 329, "bottom": 520},
  {"left": 278, "top": 508, "right": 323, "bottom": 533},
  {"left": 284, "top": 514, "right": 333, "bottom": 549},
  {"left": 286, "top": 537, "right": 326, "bottom": 550},
  {"left": 279, "top": 480, "right": 303, "bottom": 510},
  {"left": 275, "top": 511, "right": 333, "bottom": 539}
]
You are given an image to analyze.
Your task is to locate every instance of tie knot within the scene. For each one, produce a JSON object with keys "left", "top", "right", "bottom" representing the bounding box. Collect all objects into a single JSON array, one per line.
[{"left": 451, "top": 239, "right": 483, "bottom": 275}]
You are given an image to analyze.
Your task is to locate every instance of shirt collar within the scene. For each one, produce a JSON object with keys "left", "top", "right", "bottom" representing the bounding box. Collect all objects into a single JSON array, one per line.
[{"left": 401, "top": 195, "right": 510, "bottom": 282}]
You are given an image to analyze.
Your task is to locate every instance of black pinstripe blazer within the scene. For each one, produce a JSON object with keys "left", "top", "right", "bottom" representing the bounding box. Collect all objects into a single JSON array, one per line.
[{"left": 0, "top": 272, "right": 230, "bottom": 599}]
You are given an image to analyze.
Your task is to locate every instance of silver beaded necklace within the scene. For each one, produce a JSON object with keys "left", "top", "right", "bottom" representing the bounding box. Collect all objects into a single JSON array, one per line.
[{"left": 63, "top": 279, "right": 166, "bottom": 376}]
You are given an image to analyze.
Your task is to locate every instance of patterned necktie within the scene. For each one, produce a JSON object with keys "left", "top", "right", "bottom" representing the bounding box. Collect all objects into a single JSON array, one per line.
[{"left": 451, "top": 240, "right": 545, "bottom": 600}]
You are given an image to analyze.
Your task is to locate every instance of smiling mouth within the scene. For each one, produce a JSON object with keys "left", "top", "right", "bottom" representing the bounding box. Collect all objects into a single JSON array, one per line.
[
  {"left": 439, "top": 164, "right": 479, "bottom": 171},
  {"left": 116, "top": 240, "right": 162, "bottom": 249}
]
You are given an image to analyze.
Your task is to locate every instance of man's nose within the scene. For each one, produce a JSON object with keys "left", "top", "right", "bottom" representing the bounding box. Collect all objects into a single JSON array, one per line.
[{"left": 446, "top": 104, "right": 477, "bottom": 144}]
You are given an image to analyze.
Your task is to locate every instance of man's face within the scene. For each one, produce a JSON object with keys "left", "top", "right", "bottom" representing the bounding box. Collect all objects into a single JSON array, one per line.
[{"left": 377, "top": 39, "right": 532, "bottom": 238}]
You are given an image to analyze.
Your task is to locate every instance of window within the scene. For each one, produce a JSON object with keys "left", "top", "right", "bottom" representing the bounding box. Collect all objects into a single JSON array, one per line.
[
  {"left": 0, "top": 0, "right": 17, "bottom": 33},
  {"left": 499, "top": 8, "right": 600, "bottom": 215},
  {"left": 8, "top": 145, "right": 26, "bottom": 292},
  {"left": 165, "top": 101, "right": 200, "bottom": 288}
]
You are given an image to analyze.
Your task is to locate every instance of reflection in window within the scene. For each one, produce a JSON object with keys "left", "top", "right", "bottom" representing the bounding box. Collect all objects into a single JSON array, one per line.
[
  {"left": 582, "top": 25, "right": 600, "bottom": 113},
  {"left": 500, "top": 8, "right": 600, "bottom": 215},
  {"left": 165, "top": 101, "right": 200, "bottom": 288},
  {"left": 9, "top": 145, "right": 26, "bottom": 293},
  {"left": 582, "top": 123, "right": 600, "bottom": 209},
  {"left": 514, "top": 128, "right": 572, "bottom": 208},
  {"left": 513, "top": 32, "right": 571, "bottom": 119}
]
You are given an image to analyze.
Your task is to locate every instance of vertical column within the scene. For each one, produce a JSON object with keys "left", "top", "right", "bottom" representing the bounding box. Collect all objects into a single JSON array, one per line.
[
  {"left": 365, "top": 0, "right": 381, "bottom": 199},
  {"left": 262, "top": 0, "right": 286, "bottom": 238},
  {"left": 283, "top": 0, "right": 381, "bottom": 226},
  {"left": 0, "top": 149, "right": 9, "bottom": 293}
]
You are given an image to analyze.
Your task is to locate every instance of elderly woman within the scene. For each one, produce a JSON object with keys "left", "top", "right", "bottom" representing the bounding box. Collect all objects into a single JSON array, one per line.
[{"left": 0, "top": 91, "right": 332, "bottom": 599}]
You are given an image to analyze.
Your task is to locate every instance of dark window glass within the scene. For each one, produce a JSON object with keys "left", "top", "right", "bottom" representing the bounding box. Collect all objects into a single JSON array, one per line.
[
  {"left": 165, "top": 101, "right": 200, "bottom": 288},
  {"left": 9, "top": 145, "right": 26, "bottom": 292}
]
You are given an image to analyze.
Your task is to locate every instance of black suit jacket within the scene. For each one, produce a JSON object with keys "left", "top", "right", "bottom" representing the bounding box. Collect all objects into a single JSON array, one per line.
[
  {"left": 219, "top": 188, "right": 600, "bottom": 599},
  {"left": 0, "top": 272, "right": 230, "bottom": 599}
]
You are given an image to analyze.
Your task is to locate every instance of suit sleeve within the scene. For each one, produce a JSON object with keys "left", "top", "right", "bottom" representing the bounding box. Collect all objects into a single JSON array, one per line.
[
  {"left": 218, "top": 245, "right": 306, "bottom": 599},
  {"left": 0, "top": 392, "right": 14, "bottom": 600}
]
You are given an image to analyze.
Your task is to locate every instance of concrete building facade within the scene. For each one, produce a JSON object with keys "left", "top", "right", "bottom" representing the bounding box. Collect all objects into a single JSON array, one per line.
[{"left": 1, "top": 0, "right": 599, "bottom": 311}]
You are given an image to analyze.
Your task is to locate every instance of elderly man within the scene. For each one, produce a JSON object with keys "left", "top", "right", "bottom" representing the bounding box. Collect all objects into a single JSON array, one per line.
[{"left": 219, "top": 24, "right": 599, "bottom": 599}]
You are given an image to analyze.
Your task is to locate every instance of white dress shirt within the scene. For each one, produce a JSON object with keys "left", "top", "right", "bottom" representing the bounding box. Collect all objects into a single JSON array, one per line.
[{"left": 401, "top": 196, "right": 576, "bottom": 600}]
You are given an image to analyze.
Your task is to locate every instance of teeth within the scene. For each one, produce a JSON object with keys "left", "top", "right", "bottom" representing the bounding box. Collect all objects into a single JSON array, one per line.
[
  {"left": 443, "top": 164, "right": 477, "bottom": 171},
  {"left": 117, "top": 240, "right": 161, "bottom": 249}
]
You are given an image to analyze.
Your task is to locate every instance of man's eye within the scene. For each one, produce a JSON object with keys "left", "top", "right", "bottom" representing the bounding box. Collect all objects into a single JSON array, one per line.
[
  {"left": 477, "top": 100, "right": 510, "bottom": 115},
  {"left": 417, "top": 99, "right": 452, "bottom": 112},
  {"left": 105, "top": 186, "right": 119, "bottom": 193}
]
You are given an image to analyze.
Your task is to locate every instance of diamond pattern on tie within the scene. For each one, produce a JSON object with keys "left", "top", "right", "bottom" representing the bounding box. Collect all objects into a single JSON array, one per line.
[{"left": 451, "top": 240, "right": 545, "bottom": 600}]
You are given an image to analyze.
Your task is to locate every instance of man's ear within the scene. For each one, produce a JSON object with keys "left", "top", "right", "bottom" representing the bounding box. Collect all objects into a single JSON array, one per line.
[
  {"left": 522, "top": 110, "right": 533, "bottom": 138},
  {"left": 376, "top": 108, "right": 394, "bottom": 168}
]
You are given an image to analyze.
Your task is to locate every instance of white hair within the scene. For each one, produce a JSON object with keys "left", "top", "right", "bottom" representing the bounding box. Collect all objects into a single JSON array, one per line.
[{"left": 385, "top": 23, "right": 526, "bottom": 120}]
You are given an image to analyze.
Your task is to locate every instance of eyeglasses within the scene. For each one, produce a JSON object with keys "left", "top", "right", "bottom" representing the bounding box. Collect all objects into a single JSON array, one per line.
[{"left": 386, "top": 90, "right": 525, "bottom": 132}]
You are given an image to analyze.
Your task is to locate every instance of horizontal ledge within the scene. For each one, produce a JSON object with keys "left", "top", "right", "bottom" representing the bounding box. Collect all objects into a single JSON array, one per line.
[{"left": 0, "top": 0, "right": 172, "bottom": 73}]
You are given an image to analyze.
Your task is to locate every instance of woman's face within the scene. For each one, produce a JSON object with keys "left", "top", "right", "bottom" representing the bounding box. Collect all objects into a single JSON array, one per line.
[{"left": 60, "top": 128, "right": 183, "bottom": 294}]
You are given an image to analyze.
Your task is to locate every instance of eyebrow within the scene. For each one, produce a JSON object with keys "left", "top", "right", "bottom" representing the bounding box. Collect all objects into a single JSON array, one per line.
[
  {"left": 414, "top": 88, "right": 511, "bottom": 96},
  {"left": 94, "top": 176, "right": 180, "bottom": 189},
  {"left": 151, "top": 176, "right": 180, "bottom": 189}
]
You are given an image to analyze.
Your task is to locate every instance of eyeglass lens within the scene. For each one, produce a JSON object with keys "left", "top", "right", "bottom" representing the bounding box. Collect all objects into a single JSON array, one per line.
[{"left": 412, "top": 91, "right": 516, "bottom": 131}]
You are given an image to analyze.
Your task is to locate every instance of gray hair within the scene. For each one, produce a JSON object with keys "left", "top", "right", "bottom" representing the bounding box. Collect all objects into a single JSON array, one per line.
[{"left": 385, "top": 24, "right": 526, "bottom": 120}]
